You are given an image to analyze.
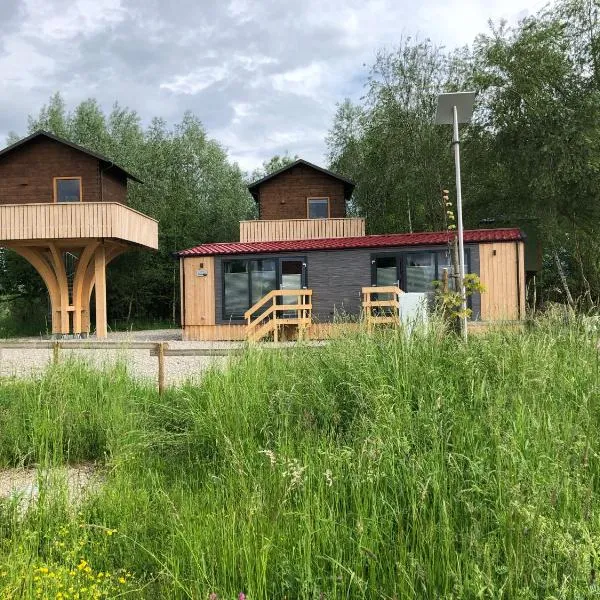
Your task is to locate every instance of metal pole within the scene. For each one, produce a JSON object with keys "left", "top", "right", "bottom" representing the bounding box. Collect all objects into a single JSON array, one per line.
[{"left": 452, "top": 105, "right": 468, "bottom": 341}]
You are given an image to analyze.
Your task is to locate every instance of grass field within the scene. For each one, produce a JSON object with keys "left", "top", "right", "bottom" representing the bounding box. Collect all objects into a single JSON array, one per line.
[{"left": 1, "top": 319, "right": 599, "bottom": 599}]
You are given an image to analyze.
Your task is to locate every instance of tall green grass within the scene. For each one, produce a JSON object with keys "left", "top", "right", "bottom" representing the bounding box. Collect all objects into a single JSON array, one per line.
[{"left": 1, "top": 319, "right": 600, "bottom": 598}]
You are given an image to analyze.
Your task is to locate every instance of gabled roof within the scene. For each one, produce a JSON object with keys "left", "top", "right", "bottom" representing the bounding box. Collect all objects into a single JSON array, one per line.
[
  {"left": 0, "top": 130, "right": 143, "bottom": 183},
  {"left": 247, "top": 159, "right": 355, "bottom": 200},
  {"left": 178, "top": 228, "right": 523, "bottom": 257}
]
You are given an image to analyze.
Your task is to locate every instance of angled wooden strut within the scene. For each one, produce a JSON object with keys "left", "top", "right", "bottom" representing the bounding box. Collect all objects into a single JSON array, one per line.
[
  {"left": 9, "top": 246, "right": 62, "bottom": 334},
  {"left": 7, "top": 241, "right": 128, "bottom": 338}
]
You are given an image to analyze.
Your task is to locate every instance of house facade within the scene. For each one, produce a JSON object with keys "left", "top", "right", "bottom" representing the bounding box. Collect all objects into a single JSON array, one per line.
[
  {"left": 0, "top": 131, "right": 158, "bottom": 338},
  {"left": 178, "top": 159, "right": 526, "bottom": 341}
]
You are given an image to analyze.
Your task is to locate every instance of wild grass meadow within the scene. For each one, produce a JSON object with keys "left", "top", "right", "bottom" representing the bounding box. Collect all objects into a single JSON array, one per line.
[{"left": 1, "top": 319, "right": 600, "bottom": 599}]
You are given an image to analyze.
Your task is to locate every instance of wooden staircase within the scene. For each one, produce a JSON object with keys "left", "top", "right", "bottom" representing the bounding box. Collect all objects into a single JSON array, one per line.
[
  {"left": 245, "top": 289, "right": 313, "bottom": 342},
  {"left": 361, "top": 286, "right": 404, "bottom": 330}
]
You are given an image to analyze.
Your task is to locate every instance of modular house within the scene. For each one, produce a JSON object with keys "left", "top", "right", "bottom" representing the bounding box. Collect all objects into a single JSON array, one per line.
[
  {"left": 178, "top": 160, "right": 525, "bottom": 341},
  {"left": 0, "top": 130, "right": 158, "bottom": 338}
]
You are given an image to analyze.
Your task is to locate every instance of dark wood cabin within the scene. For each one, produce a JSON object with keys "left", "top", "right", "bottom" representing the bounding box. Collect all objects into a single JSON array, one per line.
[
  {"left": 248, "top": 159, "right": 354, "bottom": 220},
  {"left": 0, "top": 131, "right": 141, "bottom": 206}
]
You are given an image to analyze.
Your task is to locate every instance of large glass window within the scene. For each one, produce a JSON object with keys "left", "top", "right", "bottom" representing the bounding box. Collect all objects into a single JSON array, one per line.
[
  {"left": 371, "top": 249, "right": 472, "bottom": 292},
  {"left": 250, "top": 259, "right": 277, "bottom": 306},
  {"left": 223, "top": 260, "right": 249, "bottom": 320},
  {"left": 223, "top": 258, "right": 279, "bottom": 320},
  {"left": 307, "top": 198, "right": 329, "bottom": 218},
  {"left": 54, "top": 177, "right": 82, "bottom": 203},
  {"left": 405, "top": 252, "right": 436, "bottom": 292}
]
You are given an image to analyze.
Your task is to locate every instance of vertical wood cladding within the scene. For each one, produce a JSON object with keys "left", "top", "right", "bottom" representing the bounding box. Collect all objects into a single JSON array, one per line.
[
  {"left": 258, "top": 163, "right": 346, "bottom": 220},
  {"left": 0, "top": 137, "right": 127, "bottom": 205}
]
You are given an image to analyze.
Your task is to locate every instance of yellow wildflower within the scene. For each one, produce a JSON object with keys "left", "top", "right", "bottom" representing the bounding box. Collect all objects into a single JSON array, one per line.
[{"left": 118, "top": 577, "right": 126, "bottom": 584}]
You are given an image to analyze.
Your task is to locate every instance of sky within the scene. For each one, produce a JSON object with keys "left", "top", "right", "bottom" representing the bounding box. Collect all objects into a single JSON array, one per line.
[{"left": 1, "top": 0, "right": 547, "bottom": 173}]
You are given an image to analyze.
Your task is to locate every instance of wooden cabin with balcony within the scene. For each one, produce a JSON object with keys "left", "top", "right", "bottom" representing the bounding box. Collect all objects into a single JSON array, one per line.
[
  {"left": 0, "top": 131, "right": 158, "bottom": 338},
  {"left": 178, "top": 159, "right": 526, "bottom": 341}
]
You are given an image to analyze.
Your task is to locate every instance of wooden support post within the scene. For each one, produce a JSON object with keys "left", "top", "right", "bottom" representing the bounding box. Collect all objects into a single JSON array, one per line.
[
  {"left": 157, "top": 342, "right": 166, "bottom": 395},
  {"left": 49, "top": 244, "right": 70, "bottom": 335},
  {"left": 94, "top": 246, "right": 107, "bottom": 338}
]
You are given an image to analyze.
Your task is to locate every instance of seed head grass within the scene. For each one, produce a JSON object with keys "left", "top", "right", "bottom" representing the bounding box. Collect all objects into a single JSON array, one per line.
[{"left": 1, "top": 317, "right": 599, "bottom": 598}]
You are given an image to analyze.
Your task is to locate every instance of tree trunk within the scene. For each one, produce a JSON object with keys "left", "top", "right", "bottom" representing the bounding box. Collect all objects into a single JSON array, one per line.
[{"left": 553, "top": 249, "right": 575, "bottom": 307}]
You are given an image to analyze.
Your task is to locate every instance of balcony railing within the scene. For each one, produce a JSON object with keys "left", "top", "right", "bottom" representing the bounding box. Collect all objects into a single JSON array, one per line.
[
  {"left": 0, "top": 202, "right": 158, "bottom": 249},
  {"left": 240, "top": 218, "right": 365, "bottom": 242}
]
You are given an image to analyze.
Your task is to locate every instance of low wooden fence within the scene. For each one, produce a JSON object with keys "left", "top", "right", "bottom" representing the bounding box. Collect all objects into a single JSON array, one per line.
[{"left": 0, "top": 341, "right": 242, "bottom": 395}]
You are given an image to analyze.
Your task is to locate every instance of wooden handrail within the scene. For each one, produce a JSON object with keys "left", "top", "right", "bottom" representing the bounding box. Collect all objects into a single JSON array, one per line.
[
  {"left": 361, "top": 286, "right": 404, "bottom": 295},
  {"left": 245, "top": 289, "right": 313, "bottom": 342},
  {"left": 361, "top": 285, "right": 403, "bottom": 329},
  {"left": 244, "top": 288, "right": 313, "bottom": 320}
]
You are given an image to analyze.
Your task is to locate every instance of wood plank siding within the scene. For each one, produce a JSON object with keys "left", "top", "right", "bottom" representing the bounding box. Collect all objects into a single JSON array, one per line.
[
  {"left": 257, "top": 163, "right": 347, "bottom": 220},
  {"left": 182, "top": 324, "right": 246, "bottom": 341},
  {"left": 0, "top": 202, "right": 158, "bottom": 249},
  {"left": 239, "top": 218, "right": 365, "bottom": 242},
  {"left": 478, "top": 241, "right": 525, "bottom": 320},
  {"left": 181, "top": 256, "right": 216, "bottom": 328}
]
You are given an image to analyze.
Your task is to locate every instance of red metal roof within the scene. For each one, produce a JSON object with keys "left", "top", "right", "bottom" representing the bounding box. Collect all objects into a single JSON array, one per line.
[{"left": 177, "top": 228, "right": 523, "bottom": 257}]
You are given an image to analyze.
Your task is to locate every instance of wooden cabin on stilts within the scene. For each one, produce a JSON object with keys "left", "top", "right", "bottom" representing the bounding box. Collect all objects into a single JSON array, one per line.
[{"left": 0, "top": 131, "right": 158, "bottom": 338}]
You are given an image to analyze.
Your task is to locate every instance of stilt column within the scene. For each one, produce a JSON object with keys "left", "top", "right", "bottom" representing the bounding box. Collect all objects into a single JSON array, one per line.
[{"left": 94, "top": 245, "right": 108, "bottom": 339}]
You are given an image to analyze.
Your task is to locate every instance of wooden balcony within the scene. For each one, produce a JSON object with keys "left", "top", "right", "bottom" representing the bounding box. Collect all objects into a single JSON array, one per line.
[
  {"left": 239, "top": 218, "right": 365, "bottom": 242},
  {"left": 0, "top": 202, "right": 158, "bottom": 249}
]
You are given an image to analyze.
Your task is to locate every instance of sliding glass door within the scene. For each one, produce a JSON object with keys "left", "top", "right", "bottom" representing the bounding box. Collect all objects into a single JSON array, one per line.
[{"left": 222, "top": 257, "right": 306, "bottom": 321}]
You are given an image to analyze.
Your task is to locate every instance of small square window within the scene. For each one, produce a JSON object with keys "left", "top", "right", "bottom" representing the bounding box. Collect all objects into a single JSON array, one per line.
[
  {"left": 307, "top": 197, "right": 329, "bottom": 219},
  {"left": 54, "top": 178, "right": 82, "bottom": 203}
]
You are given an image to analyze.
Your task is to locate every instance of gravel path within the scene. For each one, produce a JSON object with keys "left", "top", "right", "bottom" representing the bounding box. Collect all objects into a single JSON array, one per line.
[{"left": 0, "top": 329, "right": 244, "bottom": 386}]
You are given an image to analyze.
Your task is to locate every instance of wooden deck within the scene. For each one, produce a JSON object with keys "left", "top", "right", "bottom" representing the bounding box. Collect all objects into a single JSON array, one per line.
[
  {"left": 0, "top": 202, "right": 158, "bottom": 249},
  {"left": 239, "top": 217, "right": 365, "bottom": 242}
]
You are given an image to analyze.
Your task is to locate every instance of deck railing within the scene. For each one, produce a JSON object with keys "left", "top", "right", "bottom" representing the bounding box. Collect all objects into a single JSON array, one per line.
[
  {"left": 361, "top": 286, "right": 404, "bottom": 329},
  {"left": 240, "top": 218, "right": 365, "bottom": 242},
  {"left": 0, "top": 202, "right": 158, "bottom": 249},
  {"left": 244, "top": 289, "right": 313, "bottom": 342}
]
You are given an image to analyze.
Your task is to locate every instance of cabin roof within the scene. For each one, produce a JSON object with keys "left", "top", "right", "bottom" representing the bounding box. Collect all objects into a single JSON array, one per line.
[
  {"left": 178, "top": 228, "right": 524, "bottom": 257},
  {"left": 247, "top": 159, "right": 355, "bottom": 200},
  {"left": 0, "top": 130, "right": 143, "bottom": 183}
]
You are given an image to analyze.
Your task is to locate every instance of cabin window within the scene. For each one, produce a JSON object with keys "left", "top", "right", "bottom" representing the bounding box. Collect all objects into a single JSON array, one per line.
[
  {"left": 307, "top": 197, "right": 329, "bottom": 219},
  {"left": 405, "top": 253, "right": 436, "bottom": 292},
  {"left": 54, "top": 177, "right": 82, "bottom": 203},
  {"left": 372, "top": 249, "right": 471, "bottom": 292},
  {"left": 223, "top": 258, "right": 277, "bottom": 320}
]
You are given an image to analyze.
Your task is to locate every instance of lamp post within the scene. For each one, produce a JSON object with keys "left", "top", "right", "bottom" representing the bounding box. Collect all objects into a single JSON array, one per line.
[{"left": 435, "top": 91, "right": 476, "bottom": 341}]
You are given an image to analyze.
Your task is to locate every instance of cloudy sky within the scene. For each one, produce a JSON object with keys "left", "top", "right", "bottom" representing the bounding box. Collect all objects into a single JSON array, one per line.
[{"left": 1, "top": 0, "right": 546, "bottom": 172}]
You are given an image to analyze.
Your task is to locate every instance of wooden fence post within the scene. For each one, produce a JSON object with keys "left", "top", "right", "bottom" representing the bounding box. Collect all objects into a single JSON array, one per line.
[
  {"left": 52, "top": 341, "right": 60, "bottom": 365},
  {"left": 157, "top": 342, "right": 166, "bottom": 395}
]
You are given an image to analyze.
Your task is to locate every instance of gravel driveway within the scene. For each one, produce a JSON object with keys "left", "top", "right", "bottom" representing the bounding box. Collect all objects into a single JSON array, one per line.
[{"left": 0, "top": 329, "right": 245, "bottom": 387}]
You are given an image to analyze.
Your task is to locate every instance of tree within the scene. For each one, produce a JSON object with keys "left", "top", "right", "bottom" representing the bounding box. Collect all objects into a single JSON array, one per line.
[
  {"left": 249, "top": 153, "right": 299, "bottom": 182},
  {"left": 327, "top": 38, "right": 471, "bottom": 234}
]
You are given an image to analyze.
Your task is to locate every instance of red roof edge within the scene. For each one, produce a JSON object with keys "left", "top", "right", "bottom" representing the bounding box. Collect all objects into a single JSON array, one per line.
[{"left": 177, "top": 228, "right": 524, "bottom": 257}]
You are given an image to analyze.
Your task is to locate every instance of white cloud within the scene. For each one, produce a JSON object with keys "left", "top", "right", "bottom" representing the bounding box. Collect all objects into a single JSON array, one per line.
[
  {"left": 0, "top": 0, "right": 549, "bottom": 170},
  {"left": 271, "top": 62, "right": 329, "bottom": 99},
  {"left": 160, "top": 66, "right": 228, "bottom": 95}
]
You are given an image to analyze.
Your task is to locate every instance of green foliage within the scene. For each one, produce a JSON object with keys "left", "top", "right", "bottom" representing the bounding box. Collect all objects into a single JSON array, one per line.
[
  {"left": 2, "top": 325, "right": 600, "bottom": 597},
  {"left": 434, "top": 272, "right": 486, "bottom": 321},
  {"left": 1, "top": 95, "right": 255, "bottom": 332},
  {"left": 327, "top": 38, "right": 471, "bottom": 233},
  {"left": 327, "top": 0, "right": 600, "bottom": 306}
]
